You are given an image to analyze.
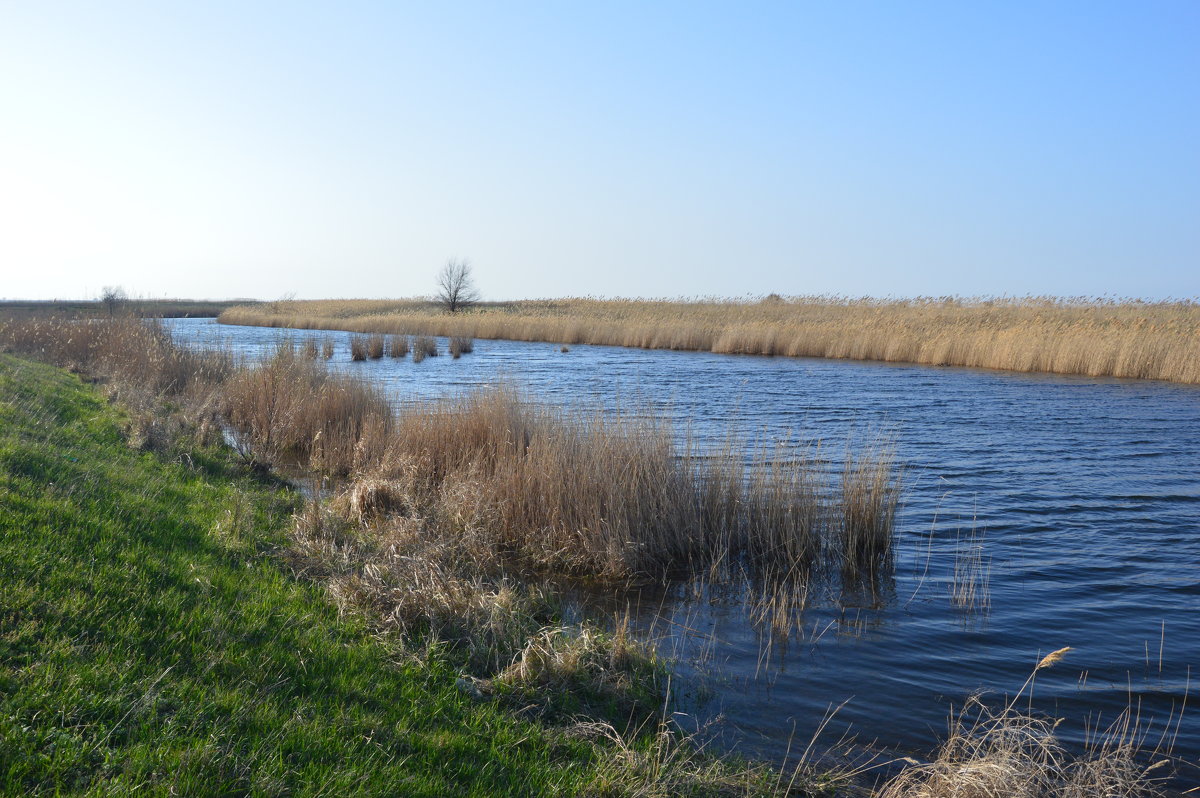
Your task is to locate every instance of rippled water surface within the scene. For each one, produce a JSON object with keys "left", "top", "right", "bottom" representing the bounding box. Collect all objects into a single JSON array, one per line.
[{"left": 168, "top": 319, "right": 1200, "bottom": 782}]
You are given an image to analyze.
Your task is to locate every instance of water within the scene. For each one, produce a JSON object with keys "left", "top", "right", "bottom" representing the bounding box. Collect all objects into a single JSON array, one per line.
[{"left": 166, "top": 318, "right": 1200, "bottom": 783}]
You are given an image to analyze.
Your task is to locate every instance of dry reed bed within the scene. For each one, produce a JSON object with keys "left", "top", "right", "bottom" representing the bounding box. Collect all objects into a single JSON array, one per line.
[
  {"left": 220, "top": 296, "right": 1200, "bottom": 383},
  {"left": 0, "top": 316, "right": 897, "bottom": 587},
  {"left": 225, "top": 355, "right": 898, "bottom": 586}
]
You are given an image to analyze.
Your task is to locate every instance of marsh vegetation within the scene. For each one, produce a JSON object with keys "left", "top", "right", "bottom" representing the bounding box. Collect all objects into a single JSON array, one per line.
[{"left": 218, "top": 295, "right": 1200, "bottom": 384}]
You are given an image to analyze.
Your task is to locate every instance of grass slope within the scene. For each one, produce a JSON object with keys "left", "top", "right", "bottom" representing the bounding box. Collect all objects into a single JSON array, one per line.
[{"left": 0, "top": 355, "right": 598, "bottom": 797}]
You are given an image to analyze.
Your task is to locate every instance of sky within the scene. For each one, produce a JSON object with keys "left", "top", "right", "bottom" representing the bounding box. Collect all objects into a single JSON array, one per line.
[{"left": 1, "top": 1, "right": 1197, "bottom": 301}]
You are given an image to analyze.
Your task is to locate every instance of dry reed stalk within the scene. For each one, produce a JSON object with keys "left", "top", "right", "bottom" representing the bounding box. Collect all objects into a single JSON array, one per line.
[
  {"left": 300, "top": 339, "right": 320, "bottom": 359},
  {"left": 349, "top": 336, "right": 368, "bottom": 361},
  {"left": 951, "top": 524, "right": 992, "bottom": 614},
  {"left": 217, "top": 296, "right": 1200, "bottom": 384},
  {"left": 321, "top": 338, "right": 335, "bottom": 359},
  {"left": 449, "top": 336, "right": 474, "bottom": 358}
]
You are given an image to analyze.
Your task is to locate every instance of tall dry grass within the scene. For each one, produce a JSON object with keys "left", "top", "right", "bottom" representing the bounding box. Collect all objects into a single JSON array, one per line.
[
  {"left": 219, "top": 296, "right": 1200, "bottom": 383},
  {"left": 342, "top": 386, "right": 897, "bottom": 583},
  {"left": 412, "top": 335, "right": 438, "bottom": 362},
  {"left": 0, "top": 315, "right": 898, "bottom": 586},
  {"left": 0, "top": 316, "right": 233, "bottom": 451},
  {"left": 221, "top": 345, "right": 393, "bottom": 474},
  {"left": 877, "top": 649, "right": 1177, "bottom": 797}
]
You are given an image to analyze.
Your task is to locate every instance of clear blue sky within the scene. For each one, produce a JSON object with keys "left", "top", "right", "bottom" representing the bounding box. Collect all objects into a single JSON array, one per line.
[{"left": 2, "top": 1, "right": 1197, "bottom": 301}]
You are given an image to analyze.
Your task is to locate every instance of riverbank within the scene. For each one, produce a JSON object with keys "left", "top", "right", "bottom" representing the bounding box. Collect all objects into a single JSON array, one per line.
[
  {"left": 0, "top": 355, "right": 591, "bottom": 795},
  {"left": 0, "top": 353, "right": 826, "bottom": 796},
  {"left": 218, "top": 296, "right": 1200, "bottom": 384},
  {"left": 1, "top": 317, "right": 1182, "bottom": 795}
]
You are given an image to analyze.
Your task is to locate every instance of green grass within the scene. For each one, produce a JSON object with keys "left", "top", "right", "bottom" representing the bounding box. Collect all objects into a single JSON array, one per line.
[{"left": 0, "top": 355, "right": 605, "bottom": 796}]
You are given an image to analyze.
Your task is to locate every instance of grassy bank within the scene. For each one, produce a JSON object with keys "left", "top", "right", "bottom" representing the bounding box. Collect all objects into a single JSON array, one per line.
[
  {"left": 219, "top": 296, "right": 1200, "bottom": 384},
  {"left": 0, "top": 355, "right": 623, "bottom": 795}
]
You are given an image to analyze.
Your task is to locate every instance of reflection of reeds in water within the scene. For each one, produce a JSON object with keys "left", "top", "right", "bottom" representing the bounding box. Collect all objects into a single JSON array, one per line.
[{"left": 951, "top": 524, "right": 992, "bottom": 614}]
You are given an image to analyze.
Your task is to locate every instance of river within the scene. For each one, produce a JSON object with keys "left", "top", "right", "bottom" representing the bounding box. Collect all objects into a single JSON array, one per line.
[{"left": 167, "top": 317, "right": 1200, "bottom": 784}]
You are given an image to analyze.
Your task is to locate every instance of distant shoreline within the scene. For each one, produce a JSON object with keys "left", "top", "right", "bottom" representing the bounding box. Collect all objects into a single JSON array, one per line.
[{"left": 217, "top": 296, "right": 1200, "bottom": 385}]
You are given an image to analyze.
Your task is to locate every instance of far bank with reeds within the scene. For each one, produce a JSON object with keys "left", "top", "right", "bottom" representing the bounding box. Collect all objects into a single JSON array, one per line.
[{"left": 219, "top": 296, "right": 1200, "bottom": 384}]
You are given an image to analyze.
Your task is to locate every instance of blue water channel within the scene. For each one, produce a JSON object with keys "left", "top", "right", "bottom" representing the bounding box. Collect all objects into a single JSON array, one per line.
[{"left": 167, "top": 318, "right": 1200, "bottom": 785}]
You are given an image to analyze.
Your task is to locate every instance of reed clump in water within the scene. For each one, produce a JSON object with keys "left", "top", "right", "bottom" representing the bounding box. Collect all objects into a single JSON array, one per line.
[
  {"left": 218, "top": 295, "right": 1200, "bottom": 384},
  {"left": 449, "top": 336, "right": 473, "bottom": 358},
  {"left": 341, "top": 387, "right": 897, "bottom": 587},
  {"left": 321, "top": 337, "right": 335, "bottom": 359},
  {"left": 412, "top": 335, "right": 438, "bottom": 362},
  {"left": 951, "top": 524, "right": 992, "bottom": 614},
  {"left": 300, "top": 339, "right": 320, "bottom": 359},
  {"left": 221, "top": 346, "right": 393, "bottom": 474},
  {"left": 367, "top": 334, "right": 385, "bottom": 359},
  {"left": 388, "top": 334, "right": 409, "bottom": 358},
  {"left": 877, "top": 649, "right": 1176, "bottom": 798},
  {"left": 839, "top": 446, "right": 900, "bottom": 586},
  {"left": 349, "top": 335, "right": 368, "bottom": 361}
]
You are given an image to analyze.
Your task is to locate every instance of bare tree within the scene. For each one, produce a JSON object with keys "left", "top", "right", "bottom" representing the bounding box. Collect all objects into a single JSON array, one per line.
[
  {"left": 100, "top": 286, "right": 127, "bottom": 317},
  {"left": 435, "top": 258, "right": 480, "bottom": 313}
]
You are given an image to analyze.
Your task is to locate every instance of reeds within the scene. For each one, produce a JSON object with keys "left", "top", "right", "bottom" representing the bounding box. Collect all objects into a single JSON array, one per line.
[
  {"left": 0, "top": 316, "right": 233, "bottom": 451},
  {"left": 877, "top": 695, "right": 1171, "bottom": 798},
  {"left": 341, "top": 386, "right": 896, "bottom": 586},
  {"left": 218, "top": 296, "right": 1200, "bottom": 384},
  {"left": 367, "top": 334, "right": 385, "bottom": 359},
  {"left": 412, "top": 335, "right": 438, "bottom": 362},
  {"left": 349, "top": 335, "right": 368, "bottom": 361},
  {"left": 838, "top": 446, "right": 900, "bottom": 586},
  {"left": 449, "top": 336, "right": 473, "bottom": 358},
  {"left": 951, "top": 524, "right": 992, "bottom": 614},
  {"left": 321, "top": 338, "right": 335, "bottom": 359},
  {"left": 0, "top": 315, "right": 900, "bottom": 587},
  {"left": 300, "top": 339, "right": 320, "bottom": 359},
  {"left": 221, "top": 347, "right": 392, "bottom": 475},
  {"left": 388, "top": 334, "right": 408, "bottom": 358}
]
